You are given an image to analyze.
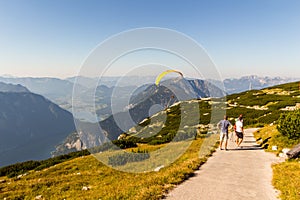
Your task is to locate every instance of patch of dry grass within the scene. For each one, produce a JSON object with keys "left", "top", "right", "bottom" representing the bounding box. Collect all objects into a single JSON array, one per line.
[
  {"left": 0, "top": 135, "right": 218, "bottom": 200},
  {"left": 253, "top": 125, "right": 300, "bottom": 155},
  {"left": 273, "top": 160, "right": 300, "bottom": 200}
]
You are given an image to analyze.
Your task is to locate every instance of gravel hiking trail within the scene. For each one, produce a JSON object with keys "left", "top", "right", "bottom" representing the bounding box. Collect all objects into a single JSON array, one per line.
[{"left": 166, "top": 128, "right": 282, "bottom": 200}]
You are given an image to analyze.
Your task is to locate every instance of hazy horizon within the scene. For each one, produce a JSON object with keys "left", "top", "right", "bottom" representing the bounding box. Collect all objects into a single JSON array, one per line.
[{"left": 0, "top": 73, "right": 299, "bottom": 81}]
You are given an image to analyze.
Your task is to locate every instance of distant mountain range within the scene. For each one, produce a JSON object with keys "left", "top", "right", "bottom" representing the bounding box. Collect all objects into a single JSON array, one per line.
[
  {"left": 222, "top": 75, "right": 299, "bottom": 94},
  {"left": 0, "top": 82, "right": 76, "bottom": 167},
  {"left": 0, "top": 76, "right": 76, "bottom": 99}
]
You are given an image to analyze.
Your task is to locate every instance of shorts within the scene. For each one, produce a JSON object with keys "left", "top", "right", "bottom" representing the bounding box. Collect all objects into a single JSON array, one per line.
[
  {"left": 220, "top": 131, "right": 228, "bottom": 141},
  {"left": 236, "top": 131, "right": 244, "bottom": 139}
]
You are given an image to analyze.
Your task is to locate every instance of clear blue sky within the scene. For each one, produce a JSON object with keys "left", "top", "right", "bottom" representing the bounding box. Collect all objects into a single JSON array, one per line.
[{"left": 0, "top": 0, "right": 300, "bottom": 79}]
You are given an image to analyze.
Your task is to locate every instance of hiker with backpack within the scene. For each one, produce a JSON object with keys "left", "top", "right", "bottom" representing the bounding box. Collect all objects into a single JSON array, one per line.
[{"left": 217, "top": 115, "right": 233, "bottom": 151}]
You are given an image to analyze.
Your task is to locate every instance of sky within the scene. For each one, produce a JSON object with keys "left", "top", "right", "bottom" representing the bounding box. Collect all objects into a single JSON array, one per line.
[{"left": 0, "top": 0, "right": 300, "bottom": 79}]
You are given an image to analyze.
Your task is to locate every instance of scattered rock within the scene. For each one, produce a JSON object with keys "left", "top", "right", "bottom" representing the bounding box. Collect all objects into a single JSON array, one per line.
[
  {"left": 282, "top": 148, "right": 291, "bottom": 154},
  {"left": 0, "top": 179, "right": 6, "bottom": 183},
  {"left": 279, "top": 148, "right": 291, "bottom": 159},
  {"left": 154, "top": 165, "right": 164, "bottom": 172},
  {"left": 65, "top": 138, "right": 83, "bottom": 151},
  {"left": 35, "top": 195, "right": 43, "bottom": 200},
  {"left": 82, "top": 186, "right": 91, "bottom": 191},
  {"left": 286, "top": 143, "right": 300, "bottom": 159},
  {"left": 272, "top": 146, "right": 277, "bottom": 151},
  {"left": 279, "top": 153, "right": 287, "bottom": 158},
  {"left": 16, "top": 173, "right": 28, "bottom": 179}
]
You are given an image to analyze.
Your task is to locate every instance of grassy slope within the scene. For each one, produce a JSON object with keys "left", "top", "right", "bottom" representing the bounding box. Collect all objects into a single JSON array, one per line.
[
  {"left": 119, "top": 81, "right": 300, "bottom": 145},
  {"left": 0, "top": 135, "right": 218, "bottom": 200},
  {"left": 226, "top": 81, "right": 300, "bottom": 126},
  {"left": 254, "top": 126, "right": 300, "bottom": 200}
]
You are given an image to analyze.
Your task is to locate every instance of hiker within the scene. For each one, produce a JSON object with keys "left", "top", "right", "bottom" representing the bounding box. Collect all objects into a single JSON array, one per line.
[
  {"left": 235, "top": 114, "right": 244, "bottom": 148},
  {"left": 217, "top": 115, "right": 232, "bottom": 150}
]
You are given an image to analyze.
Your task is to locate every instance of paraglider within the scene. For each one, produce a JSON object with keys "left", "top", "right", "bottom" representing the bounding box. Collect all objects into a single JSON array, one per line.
[{"left": 155, "top": 70, "right": 183, "bottom": 86}]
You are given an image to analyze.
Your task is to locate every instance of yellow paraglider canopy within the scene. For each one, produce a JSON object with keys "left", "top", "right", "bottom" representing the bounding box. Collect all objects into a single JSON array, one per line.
[{"left": 155, "top": 70, "right": 183, "bottom": 86}]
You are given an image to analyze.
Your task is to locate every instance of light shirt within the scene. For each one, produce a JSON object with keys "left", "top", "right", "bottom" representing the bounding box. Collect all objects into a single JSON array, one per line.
[{"left": 235, "top": 120, "right": 243, "bottom": 132}]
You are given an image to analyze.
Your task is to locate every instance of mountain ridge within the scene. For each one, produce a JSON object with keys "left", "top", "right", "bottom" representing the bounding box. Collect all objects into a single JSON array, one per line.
[
  {"left": 0, "top": 82, "right": 30, "bottom": 93},
  {"left": 0, "top": 83, "right": 77, "bottom": 167}
]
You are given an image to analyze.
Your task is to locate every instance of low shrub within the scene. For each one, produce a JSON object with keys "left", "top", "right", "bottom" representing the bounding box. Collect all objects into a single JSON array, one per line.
[
  {"left": 108, "top": 150, "right": 150, "bottom": 166},
  {"left": 277, "top": 109, "right": 300, "bottom": 139},
  {"left": 0, "top": 150, "right": 90, "bottom": 177}
]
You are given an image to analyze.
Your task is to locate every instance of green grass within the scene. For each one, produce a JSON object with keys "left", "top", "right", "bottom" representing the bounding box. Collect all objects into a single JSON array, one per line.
[
  {"left": 226, "top": 81, "right": 300, "bottom": 126},
  {"left": 0, "top": 135, "right": 218, "bottom": 200}
]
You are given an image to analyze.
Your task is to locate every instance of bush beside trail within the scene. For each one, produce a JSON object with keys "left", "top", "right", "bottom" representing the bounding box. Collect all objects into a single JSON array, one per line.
[{"left": 277, "top": 109, "right": 300, "bottom": 140}]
